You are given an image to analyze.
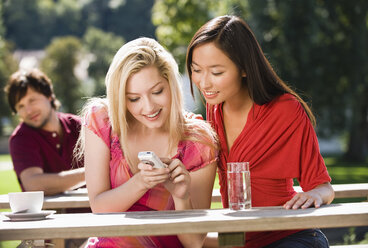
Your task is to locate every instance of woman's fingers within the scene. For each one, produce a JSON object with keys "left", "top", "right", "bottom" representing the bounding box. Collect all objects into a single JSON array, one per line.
[
  {"left": 283, "top": 191, "right": 323, "bottom": 209},
  {"left": 138, "top": 162, "right": 170, "bottom": 189}
]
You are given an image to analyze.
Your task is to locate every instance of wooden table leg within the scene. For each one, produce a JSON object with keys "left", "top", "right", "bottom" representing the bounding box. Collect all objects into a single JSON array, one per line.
[
  {"left": 218, "top": 232, "right": 245, "bottom": 247},
  {"left": 48, "top": 239, "right": 65, "bottom": 248}
]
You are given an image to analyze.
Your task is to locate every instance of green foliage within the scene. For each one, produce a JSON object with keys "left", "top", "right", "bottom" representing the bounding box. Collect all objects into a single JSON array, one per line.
[
  {"left": 152, "top": 0, "right": 211, "bottom": 72},
  {"left": 0, "top": 2, "right": 18, "bottom": 136},
  {"left": 0, "top": 40, "right": 17, "bottom": 136},
  {"left": 3, "top": 0, "right": 85, "bottom": 49},
  {"left": 0, "top": 0, "right": 4, "bottom": 37},
  {"left": 41, "top": 36, "right": 83, "bottom": 114},
  {"left": 95, "top": 0, "right": 155, "bottom": 41},
  {"left": 343, "top": 227, "right": 357, "bottom": 244},
  {"left": 83, "top": 27, "right": 125, "bottom": 96},
  {"left": 152, "top": 0, "right": 249, "bottom": 72},
  {"left": 153, "top": 0, "right": 368, "bottom": 161},
  {"left": 248, "top": 1, "right": 368, "bottom": 161},
  {"left": 2, "top": 0, "right": 154, "bottom": 50}
]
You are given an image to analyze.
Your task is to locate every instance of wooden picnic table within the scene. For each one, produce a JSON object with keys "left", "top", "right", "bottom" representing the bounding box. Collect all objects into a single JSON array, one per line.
[
  {"left": 211, "top": 183, "right": 368, "bottom": 203},
  {"left": 1, "top": 202, "right": 367, "bottom": 242},
  {"left": 1, "top": 183, "right": 367, "bottom": 210},
  {"left": 0, "top": 188, "right": 90, "bottom": 210}
]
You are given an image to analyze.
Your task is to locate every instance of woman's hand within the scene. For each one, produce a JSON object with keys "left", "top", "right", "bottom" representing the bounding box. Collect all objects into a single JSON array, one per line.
[
  {"left": 283, "top": 182, "right": 335, "bottom": 209},
  {"left": 283, "top": 191, "right": 322, "bottom": 209},
  {"left": 161, "top": 158, "right": 191, "bottom": 200},
  {"left": 137, "top": 162, "right": 170, "bottom": 190}
]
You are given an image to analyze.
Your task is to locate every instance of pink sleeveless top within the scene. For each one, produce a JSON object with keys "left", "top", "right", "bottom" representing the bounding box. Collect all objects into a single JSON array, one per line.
[{"left": 85, "top": 106, "right": 217, "bottom": 248}]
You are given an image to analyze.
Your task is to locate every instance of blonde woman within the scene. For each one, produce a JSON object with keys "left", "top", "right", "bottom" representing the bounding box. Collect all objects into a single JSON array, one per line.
[{"left": 77, "top": 37, "right": 218, "bottom": 248}]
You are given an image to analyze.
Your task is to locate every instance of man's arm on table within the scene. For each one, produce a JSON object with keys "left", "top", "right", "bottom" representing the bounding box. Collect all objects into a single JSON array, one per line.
[{"left": 19, "top": 167, "right": 86, "bottom": 195}]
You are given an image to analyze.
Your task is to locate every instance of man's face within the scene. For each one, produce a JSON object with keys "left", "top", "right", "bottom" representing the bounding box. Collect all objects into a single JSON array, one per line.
[{"left": 15, "top": 87, "right": 54, "bottom": 129}]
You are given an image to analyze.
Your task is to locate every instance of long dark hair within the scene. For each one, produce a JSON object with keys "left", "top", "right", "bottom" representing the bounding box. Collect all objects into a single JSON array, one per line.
[{"left": 186, "top": 15, "right": 315, "bottom": 126}]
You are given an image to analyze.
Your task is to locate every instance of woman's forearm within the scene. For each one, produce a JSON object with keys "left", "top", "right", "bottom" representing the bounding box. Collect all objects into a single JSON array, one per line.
[
  {"left": 173, "top": 196, "right": 206, "bottom": 248},
  {"left": 312, "top": 182, "right": 335, "bottom": 205},
  {"left": 89, "top": 174, "right": 147, "bottom": 213}
]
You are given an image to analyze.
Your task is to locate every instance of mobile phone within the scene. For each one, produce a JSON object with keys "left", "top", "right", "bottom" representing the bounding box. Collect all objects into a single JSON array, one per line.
[{"left": 138, "top": 151, "right": 167, "bottom": 169}]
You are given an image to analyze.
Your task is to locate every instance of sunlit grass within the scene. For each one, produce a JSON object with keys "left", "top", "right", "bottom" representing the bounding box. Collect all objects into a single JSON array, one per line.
[
  {"left": 0, "top": 170, "right": 20, "bottom": 195},
  {"left": 0, "top": 240, "right": 22, "bottom": 248},
  {"left": 0, "top": 154, "right": 11, "bottom": 162}
]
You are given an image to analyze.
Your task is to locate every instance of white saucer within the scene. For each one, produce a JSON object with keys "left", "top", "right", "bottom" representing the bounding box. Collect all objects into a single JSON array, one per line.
[{"left": 3, "top": 210, "right": 56, "bottom": 221}]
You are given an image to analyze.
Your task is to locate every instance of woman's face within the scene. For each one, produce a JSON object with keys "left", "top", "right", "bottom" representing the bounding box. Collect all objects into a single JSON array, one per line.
[
  {"left": 191, "top": 42, "right": 245, "bottom": 105},
  {"left": 126, "top": 65, "right": 171, "bottom": 130}
]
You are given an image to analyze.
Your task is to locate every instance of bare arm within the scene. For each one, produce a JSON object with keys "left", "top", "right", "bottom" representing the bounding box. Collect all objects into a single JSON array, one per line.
[
  {"left": 163, "top": 158, "right": 217, "bottom": 248},
  {"left": 85, "top": 128, "right": 170, "bottom": 213},
  {"left": 284, "top": 182, "right": 335, "bottom": 209},
  {"left": 19, "top": 167, "right": 85, "bottom": 196}
]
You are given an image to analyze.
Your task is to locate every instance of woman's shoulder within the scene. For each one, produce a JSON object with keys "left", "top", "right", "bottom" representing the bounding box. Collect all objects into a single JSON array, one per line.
[
  {"left": 269, "top": 93, "right": 304, "bottom": 116},
  {"left": 183, "top": 110, "right": 204, "bottom": 121},
  {"left": 82, "top": 98, "right": 110, "bottom": 129},
  {"left": 84, "top": 98, "right": 109, "bottom": 116},
  {"left": 184, "top": 112, "right": 216, "bottom": 138}
]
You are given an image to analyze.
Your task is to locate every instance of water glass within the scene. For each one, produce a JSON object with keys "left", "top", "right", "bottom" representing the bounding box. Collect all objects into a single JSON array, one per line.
[{"left": 227, "top": 162, "right": 251, "bottom": 210}]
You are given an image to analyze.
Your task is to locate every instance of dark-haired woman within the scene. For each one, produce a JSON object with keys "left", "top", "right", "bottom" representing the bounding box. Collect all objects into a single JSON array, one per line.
[{"left": 186, "top": 15, "right": 334, "bottom": 248}]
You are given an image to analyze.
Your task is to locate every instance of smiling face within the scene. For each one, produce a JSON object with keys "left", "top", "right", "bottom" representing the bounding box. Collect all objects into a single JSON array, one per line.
[
  {"left": 15, "top": 87, "right": 54, "bottom": 129},
  {"left": 125, "top": 65, "right": 172, "bottom": 130},
  {"left": 191, "top": 42, "right": 245, "bottom": 105}
]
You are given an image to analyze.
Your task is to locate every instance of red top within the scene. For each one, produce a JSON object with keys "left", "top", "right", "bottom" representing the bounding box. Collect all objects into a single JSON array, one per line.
[
  {"left": 207, "top": 93, "right": 331, "bottom": 248},
  {"left": 9, "top": 112, "right": 83, "bottom": 190}
]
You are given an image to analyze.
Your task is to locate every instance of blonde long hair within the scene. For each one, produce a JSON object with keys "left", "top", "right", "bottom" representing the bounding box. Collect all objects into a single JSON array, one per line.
[{"left": 76, "top": 37, "right": 217, "bottom": 171}]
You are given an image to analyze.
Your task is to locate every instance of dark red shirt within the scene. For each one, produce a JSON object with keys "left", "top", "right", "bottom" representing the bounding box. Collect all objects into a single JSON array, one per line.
[{"left": 9, "top": 112, "right": 83, "bottom": 190}]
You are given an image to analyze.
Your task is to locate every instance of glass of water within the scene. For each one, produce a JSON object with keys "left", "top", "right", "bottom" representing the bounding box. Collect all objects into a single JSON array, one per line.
[{"left": 227, "top": 162, "right": 251, "bottom": 210}]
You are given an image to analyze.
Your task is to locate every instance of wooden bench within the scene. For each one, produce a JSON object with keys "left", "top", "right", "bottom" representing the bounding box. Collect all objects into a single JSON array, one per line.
[{"left": 211, "top": 183, "right": 368, "bottom": 203}]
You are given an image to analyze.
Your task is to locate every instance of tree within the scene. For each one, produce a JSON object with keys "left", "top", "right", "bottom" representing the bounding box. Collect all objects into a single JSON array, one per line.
[
  {"left": 3, "top": 0, "right": 156, "bottom": 50},
  {"left": 152, "top": 0, "right": 249, "bottom": 116},
  {"left": 83, "top": 27, "right": 125, "bottom": 96},
  {"left": 41, "top": 36, "right": 83, "bottom": 114},
  {"left": 153, "top": 0, "right": 249, "bottom": 72},
  {"left": 248, "top": 0, "right": 368, "bottom": 161},
  {"left": 80, "top": 0, "right": 155, "bottom": 42},
  {"left": 152, "top": 0, "right": 212, "bottom": 72},
  {"left": 0, "top": 0, "right": 18, "bottom": 136},
  {"left": 3, "top": 0, "right": 85, "bottom": 49},
  {"left": 152, "top": 0, "right": 368, "bottom": 161}
]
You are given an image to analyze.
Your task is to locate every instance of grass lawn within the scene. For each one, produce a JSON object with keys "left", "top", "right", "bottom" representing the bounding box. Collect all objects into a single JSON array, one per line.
[
  {"left": 0, "top": 170, "right": 21, "bottom": 195},
  {"left": 0, "top": 156, "right": 21, "bottom": 248},
  {"left": 0, "top": 154, "right": 11, "bottom": 162}
]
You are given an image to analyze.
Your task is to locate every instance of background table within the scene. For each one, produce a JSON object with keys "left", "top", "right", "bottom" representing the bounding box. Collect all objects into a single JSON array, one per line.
[{"left": 1, "top": 202, "right": 367, "bottom": 241}]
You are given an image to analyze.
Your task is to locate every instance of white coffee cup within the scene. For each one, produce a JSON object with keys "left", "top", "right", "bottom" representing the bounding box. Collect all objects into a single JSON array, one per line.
[{"left": 8, "top": 191, "right": 44, "bottom": 213}]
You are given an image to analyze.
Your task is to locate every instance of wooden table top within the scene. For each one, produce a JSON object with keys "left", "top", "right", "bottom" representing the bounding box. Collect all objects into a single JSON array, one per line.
[
  {"left": 1, "top": 202, "right": 368, "bottom": 241},
  {"left": 0, "top": 188, "right": 90, "bottom": 209},
  {"left": 1, "top": 183, "right": 368, "bottom": 210},
  {"left": 211, "top": 183, "right": 368, "bottom": 202}
]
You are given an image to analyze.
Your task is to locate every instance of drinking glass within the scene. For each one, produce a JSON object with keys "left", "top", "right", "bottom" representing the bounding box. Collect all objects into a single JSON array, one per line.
[{"left": 227, "top": 162, "right": 251, "bottom": 210}]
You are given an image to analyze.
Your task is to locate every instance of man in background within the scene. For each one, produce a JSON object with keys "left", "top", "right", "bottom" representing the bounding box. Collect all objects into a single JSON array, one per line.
[{"left": 4, "top": 68, "right": 85, "bottom": 196}]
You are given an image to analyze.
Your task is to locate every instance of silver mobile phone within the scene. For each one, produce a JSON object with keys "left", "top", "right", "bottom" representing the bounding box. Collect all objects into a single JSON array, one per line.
[{"left": 138, "top": 151, "right": 167, "bottom": 168}]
